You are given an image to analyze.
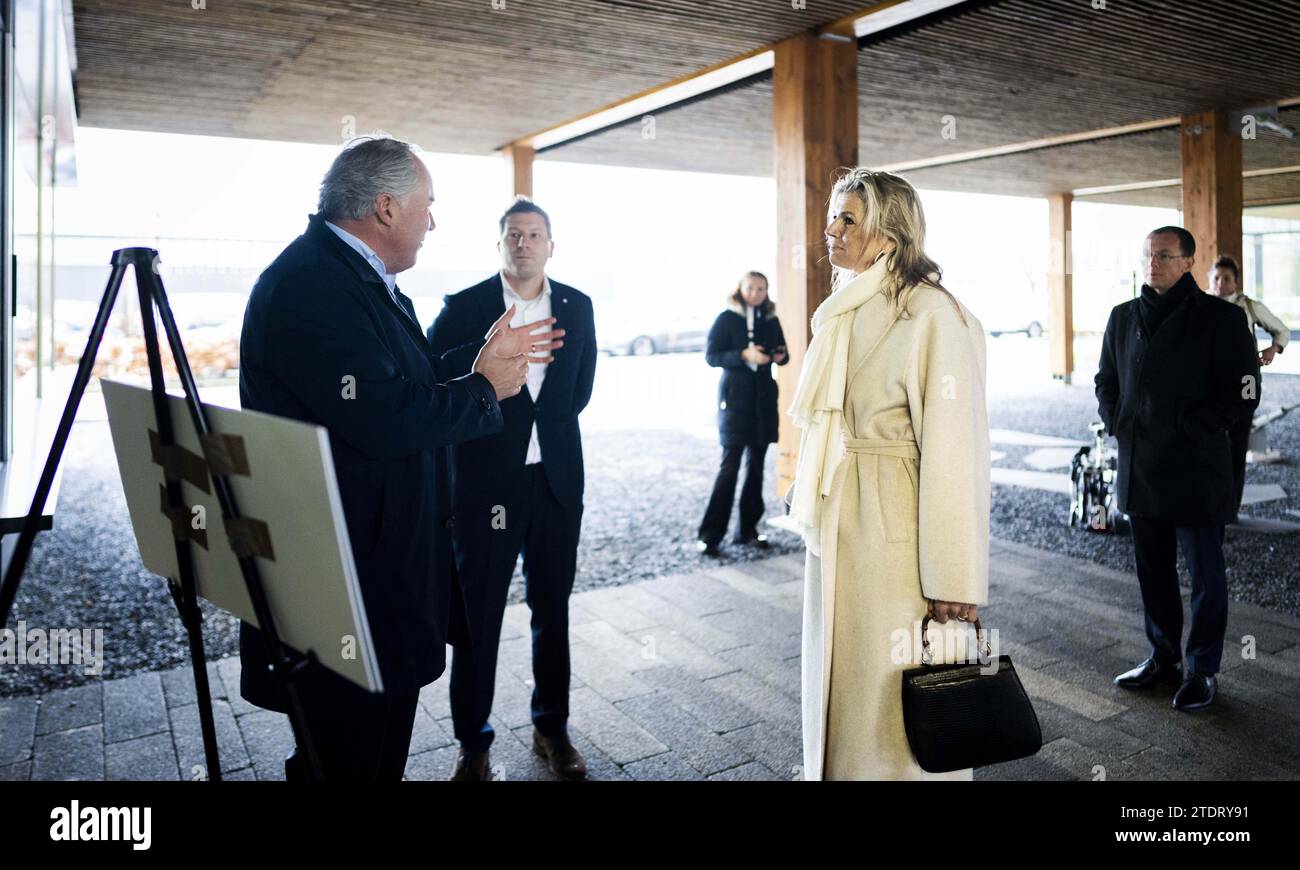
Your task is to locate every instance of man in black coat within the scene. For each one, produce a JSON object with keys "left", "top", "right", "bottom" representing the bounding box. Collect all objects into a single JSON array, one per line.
[
  {"left": 1095, "top": 225, "right": 1260, "bottom": 712},
  {"left": 428, "top": 197, "right": 597, "bottom": 780},
  {"left": 697, "top": 274, "right": 788, "bottom": 555},
  {"left": 238, "top": 137, "right": 558, "bottom": 780}
]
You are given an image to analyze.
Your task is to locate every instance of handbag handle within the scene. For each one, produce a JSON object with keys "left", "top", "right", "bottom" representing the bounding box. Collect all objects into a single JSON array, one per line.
[{"left": 920, "top": 614, "right": 992, "bottom": 666}]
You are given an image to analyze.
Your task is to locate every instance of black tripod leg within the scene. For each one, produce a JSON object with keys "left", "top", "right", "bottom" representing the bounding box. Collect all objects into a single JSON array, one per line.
[
  {"left": 0, "top": 260, "right": 128, "bottom": 627},
  {"left": 142, "top": 259, "right": 324, "bottom": 781},
  {"left": 165, "top": 577, "right": 223, "bottom": 780},
  {"left": 182, "top": 578, "right": 222, "bottom": 782},
  {"left": 135, "top": 259, "right": 223, "bottom": 782}
]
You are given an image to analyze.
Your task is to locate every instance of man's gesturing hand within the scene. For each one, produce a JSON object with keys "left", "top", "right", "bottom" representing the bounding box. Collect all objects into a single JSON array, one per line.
[
  {"left": 472, "top": 304, "right": 566, "bottom": 400},
  {"left": 485, "top": 304, "right": 565, "bottom": 362}
]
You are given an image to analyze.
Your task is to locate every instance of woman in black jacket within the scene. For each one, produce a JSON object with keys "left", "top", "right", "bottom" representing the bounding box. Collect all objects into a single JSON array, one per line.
[{"left": 697, "top": 271, "right": 789, "bottom": 556}]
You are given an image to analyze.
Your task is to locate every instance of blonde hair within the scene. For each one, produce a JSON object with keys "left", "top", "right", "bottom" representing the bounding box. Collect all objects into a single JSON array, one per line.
[{"left": 828, "top": 167, "right": 965, "bottom": 324}]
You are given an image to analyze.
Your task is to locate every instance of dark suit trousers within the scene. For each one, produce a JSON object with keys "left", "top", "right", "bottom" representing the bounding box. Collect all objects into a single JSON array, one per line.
[
  {"left": 698, "top": 440, "right": 768, "bottom": 545},
  {"left": 451, "top": 464, "right": 581, "bottom": 753},
  {"left": 1130, "top": 516, "right": 1229, "bottom": 675},
  {"left": 282, "top": 662, "right": 420, "bottom": 781},
  {"left": 1229, "top": 415, "right": 1251, "bottom": 517}
]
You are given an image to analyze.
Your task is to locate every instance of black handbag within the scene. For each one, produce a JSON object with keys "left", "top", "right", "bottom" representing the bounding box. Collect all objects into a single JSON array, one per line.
[{"left": 901, "top": 615, "right": 1042, "bottom": 773}]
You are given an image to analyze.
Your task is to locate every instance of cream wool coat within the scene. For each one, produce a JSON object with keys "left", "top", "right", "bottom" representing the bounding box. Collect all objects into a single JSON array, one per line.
[{"left": 795, "top": 282, "right": 991, "bottom": 781}]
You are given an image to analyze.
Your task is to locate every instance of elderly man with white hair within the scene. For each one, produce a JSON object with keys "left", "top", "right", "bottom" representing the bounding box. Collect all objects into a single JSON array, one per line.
[{"left": 238, "top": 136, "right": 565, "bottom": 781}]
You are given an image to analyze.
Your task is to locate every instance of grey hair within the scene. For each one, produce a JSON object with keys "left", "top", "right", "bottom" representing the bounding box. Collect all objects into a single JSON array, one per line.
[{"left": 318, "top": 136, "right": 422, "bottom": 221}]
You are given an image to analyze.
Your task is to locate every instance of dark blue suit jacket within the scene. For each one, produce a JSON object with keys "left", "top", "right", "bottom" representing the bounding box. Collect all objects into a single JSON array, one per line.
[
  {"left": 237, "top": 213, "right": 502, "bottom": 710},
  {"left": 427, "top": 273, "right": 597, "bottom": 512}
]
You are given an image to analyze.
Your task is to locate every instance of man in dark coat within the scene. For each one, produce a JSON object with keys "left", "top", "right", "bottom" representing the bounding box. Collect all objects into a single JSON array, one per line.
[
  {"left": 238, "top": 137, "right": 557, "bottom": 780},
  {"left": 1095, "top": 225, "right": 1260, "bottom": 712},
  {"left": 697, "top": 272, "right": 788, "bottom": 555},
  {"left": 427, "top": 197, "right": 597, "bottom": 780}
]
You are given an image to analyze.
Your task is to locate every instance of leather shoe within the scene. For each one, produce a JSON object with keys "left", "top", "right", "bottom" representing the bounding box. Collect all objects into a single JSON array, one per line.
[
  {"left": 533, "top": 728, "right": 587, "bottom": 780},
  {"left": 1173, "top": 673, "right": 1217, "bottom": 711},
  {"left": 1114, "top": 657, "right": 1182, "bottom": 689},
  {"left": 696, "top": 540, "right": 721, "bottom": 558},
  {"left": 448, "top": 747, "right": 491, "bottom": 781},
  {"left": 736, "top": 532, "right": 770, "bottom": 548}
]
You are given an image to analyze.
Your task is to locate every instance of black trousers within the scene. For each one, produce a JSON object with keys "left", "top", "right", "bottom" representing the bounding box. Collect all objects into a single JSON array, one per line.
[
  {"left": 450, "top": 463, "right": 581, "bottom": 753},
  {"left": 698, "top": 439, "right": 769, "bottom": 545},
  {"left": 1229, "top": 415, "right": 1251, "bottom": 518},
  {"left": 1130, "top": 516, "right": 1229, "bottom": 676},
  {"left": 282, "top": 662, "right": 420, "bottom": 781}
]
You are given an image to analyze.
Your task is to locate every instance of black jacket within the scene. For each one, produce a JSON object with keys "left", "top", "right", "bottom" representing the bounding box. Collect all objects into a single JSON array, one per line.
[
  {"left": 427, "top": 274, "right": 597, "bottom": 511},
  {"left": 1095, "top": 272, "right": 1260, "bottom": 525},
  {"left": 706, "top": 303, "right": 788, "bottom": 446},
  {"left": 237, "top": 213, "right": 502, "bottom": 710}
]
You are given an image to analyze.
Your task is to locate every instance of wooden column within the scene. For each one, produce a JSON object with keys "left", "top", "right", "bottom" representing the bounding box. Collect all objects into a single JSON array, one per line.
[
  {"left": 1181, "top": 109, "right": 1242, "bottom": 284},
  {"left": 504, "top": 143, "right": 534, "bottom": 199},
  {"left": 1047, "top": 192, "right": 1073, "bottom": 383},
  {"left": 773, "top": 27, "right": 858, "bottom": 497}
]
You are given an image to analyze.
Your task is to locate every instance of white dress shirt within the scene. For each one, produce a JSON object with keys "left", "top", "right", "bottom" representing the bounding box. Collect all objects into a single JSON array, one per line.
[
  {"left": 325, "top": 220, "right": 419, "bottom": 326},
  {"left": 501, "top": 270, "right": 552, "bottom": 464}
]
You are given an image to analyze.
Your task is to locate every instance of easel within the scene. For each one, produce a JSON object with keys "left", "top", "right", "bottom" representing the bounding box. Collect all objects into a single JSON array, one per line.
[{"left": 0, "top": 247, "right": 322, "bottom": 781}]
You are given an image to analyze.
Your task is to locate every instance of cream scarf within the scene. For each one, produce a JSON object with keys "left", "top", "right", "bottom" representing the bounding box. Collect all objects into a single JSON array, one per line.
[{"left": 785, "top": 254, "right": 897, "bottom": 556}]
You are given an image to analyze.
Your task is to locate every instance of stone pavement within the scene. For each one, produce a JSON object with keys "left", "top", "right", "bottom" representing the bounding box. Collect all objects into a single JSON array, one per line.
[{"left": 3, "top": 537, "right": 1299, "bottom": 781}]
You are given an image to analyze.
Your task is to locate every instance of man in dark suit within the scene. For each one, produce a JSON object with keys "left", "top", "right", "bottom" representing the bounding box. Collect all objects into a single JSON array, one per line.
[
  {"left": 238, "top": 137, "right": 562, "bottom": 780},
  {"left": 1095, "top": 225, "right": 1260, "bottom": 712},
  {"left": 428, "top": 196, "right": 597, "bottom": 780}
]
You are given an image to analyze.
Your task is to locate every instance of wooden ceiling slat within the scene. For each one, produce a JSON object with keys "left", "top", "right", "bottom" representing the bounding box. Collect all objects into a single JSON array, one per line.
[
  {"left": 72, "top": 0, "right": 872, "bottom": 147},
  {"left": 550, "top": 0, "right": 1300, "bottom": 204},
  {"left": 850, "top": 0, "right": 1300, "bottom": 162},
  {"left": 70, "top": 0, "right": 1300, "bottom": 206}
]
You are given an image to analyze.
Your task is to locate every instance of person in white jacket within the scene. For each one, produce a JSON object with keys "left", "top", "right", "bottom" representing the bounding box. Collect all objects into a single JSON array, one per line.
[
  {"left": 1208, "top": 254, "right": 1291, "bottom": 519},
  {"left": 1210, "top": 255, "right": 1290, "bottom": 364}
]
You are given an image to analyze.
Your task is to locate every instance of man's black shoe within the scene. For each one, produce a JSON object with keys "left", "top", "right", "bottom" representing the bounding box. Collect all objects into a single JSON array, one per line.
[
  {"left": 1114, "top": 657, "right": 1182, "bottom": 689},
  {"left": 1173, "top": 673, "right": 1217, "bottom": 711},
  {"left": 696, "top": 540, "right": 721, "bottom": 558},
  {"left": 735, "top": 532, "right": 770, "bottom": 548},
  {"left": 448, "top": 747, "right": 491, "bottom": 781}
]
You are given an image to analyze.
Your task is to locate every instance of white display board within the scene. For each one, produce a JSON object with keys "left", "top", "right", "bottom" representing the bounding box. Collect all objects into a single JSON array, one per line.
[{"left": 101, "top": 378, "right": 381, "bottom": 693}]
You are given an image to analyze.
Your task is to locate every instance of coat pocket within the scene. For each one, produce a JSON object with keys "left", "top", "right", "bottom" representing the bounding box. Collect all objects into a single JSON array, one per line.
[{"left": 875, "top": 456, "right": 919, "bottom": 543}]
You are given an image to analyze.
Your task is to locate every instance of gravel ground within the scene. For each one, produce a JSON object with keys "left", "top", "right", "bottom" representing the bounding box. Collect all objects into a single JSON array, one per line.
[
  {"left": 988, "top": 372, "right": 1300, "bottom": 619},
  {"left": 1, "top": 419, "right": 800, "bottom": 696},
  {"left": 5, "top": 371, "right": 1297, "bottom": 696}
]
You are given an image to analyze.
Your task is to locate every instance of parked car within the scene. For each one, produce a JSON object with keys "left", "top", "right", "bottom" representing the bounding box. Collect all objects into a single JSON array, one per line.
[
  {"left": 599, "top": 317, "right": 709, "bottom": 356},
  {"left": 988, "top": 319, "right": 1044, "bottom": 338},
  {"left": 971, "top": 271, "right": 1047, "bottom": 338}
]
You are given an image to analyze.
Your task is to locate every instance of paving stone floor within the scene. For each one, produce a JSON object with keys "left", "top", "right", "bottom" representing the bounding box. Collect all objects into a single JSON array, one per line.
[{"left": 3, "top": 538, "right": 1298, "bottom": 781}]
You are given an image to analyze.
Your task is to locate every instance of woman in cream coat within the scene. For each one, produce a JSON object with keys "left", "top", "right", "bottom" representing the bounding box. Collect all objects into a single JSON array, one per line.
[{"left": 786, "top": 168, "right": 991, "bottom": 781}]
